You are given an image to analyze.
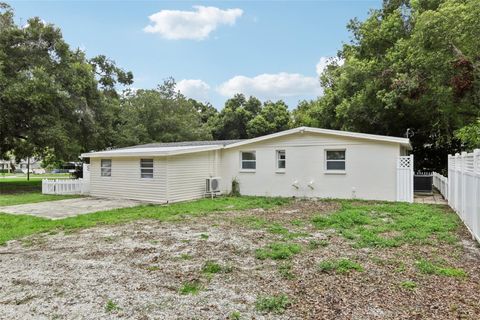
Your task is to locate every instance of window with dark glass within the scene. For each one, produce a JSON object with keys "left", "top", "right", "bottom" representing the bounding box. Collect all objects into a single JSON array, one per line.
[
  {"left": 101, "top": 159, "right": 112, "bottom": 177},
  {"left": 241, "top": 152, "right": 256, "bottom": 170},
  {"left": 326, "top": 150, "right": 346, "bottom": 171},
  {"left": 140, "top": 159, "right": 154, "bottom": 178}
]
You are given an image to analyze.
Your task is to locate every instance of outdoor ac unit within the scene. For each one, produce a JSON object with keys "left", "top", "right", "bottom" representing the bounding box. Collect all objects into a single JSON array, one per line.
[{"left": 206, "top": 177, "right": 221, "bottom": 193}]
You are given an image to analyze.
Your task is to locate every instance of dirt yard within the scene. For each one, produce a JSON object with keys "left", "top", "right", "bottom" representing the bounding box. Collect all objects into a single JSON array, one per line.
[{"left": 0, "top": 200, "right": 479, "bottom": 319}]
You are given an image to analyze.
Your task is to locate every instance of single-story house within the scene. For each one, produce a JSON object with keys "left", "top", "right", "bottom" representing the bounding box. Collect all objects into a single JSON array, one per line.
[{"left": 81, "top": 127, "right": 412, "bottom": 203}]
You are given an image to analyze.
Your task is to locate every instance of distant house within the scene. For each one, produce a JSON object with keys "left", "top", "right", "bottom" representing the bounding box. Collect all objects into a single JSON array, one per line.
[{"left": 81, "top": 127, "right": 412, "bottom": 203}]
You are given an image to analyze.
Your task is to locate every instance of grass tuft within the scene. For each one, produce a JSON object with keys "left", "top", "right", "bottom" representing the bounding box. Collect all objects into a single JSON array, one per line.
[
  {"left": 255, "top": 294, "right": 291, "bottom": 314},
  {"left": 416, "top": 259, "right": 467, "bottom": 277},
  {"left": 318, "top": 258, "right": 363, "bottom": 274},
  {"left": 202, "top": 261, "right": 222, "bottom": 274},
  {"left": 255, "top": 242, "right": 301, "bottom": 260},
  {"left": 179, "top": 280, "right": 202, "bottom": 295},
  {"left": 105, "top": 300, "right": 121, "bottom": 312},
  {"left": 400, "top": 280, "right": 417, "bottom": 290}
]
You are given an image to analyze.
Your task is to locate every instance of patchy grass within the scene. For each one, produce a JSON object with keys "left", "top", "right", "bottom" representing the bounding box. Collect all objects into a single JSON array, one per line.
[
  {"left": 202, "top": 261, "right": 222, "bottom": 274},
  {"left": 0, "top": 196, "right": 290, "bottom": 245},
  {"left": 255, "top": 294, "right": 291, "bottom": 314},
  {"left": 235, "top": 216, "right": 307, "bottom": 240},
  {"left": 416, "top": 259, "right": 467, "bottom": 277},
  {"left": 255, "top": 242, "right": 301, "bottom": 260},
  {"left": 105, "top": 300, "right": 121, "bottom": 312},
  {"left": 0, "top": 192, "right": 81, "bottom": 206},
  {"left": 312, "top": 201, "right": 459, "bottom": 247},
  {"left": 400, "top": 280, "right": 417, "bottom": 291},
  {"left": 179, "top": 280, "right": 202, "bottom": 295},
  {"left": 278, "top": 262, "right": 295, "bottom": 279},
  {"left": 307, "top": 239, "right": 329, "bottom": 250},
  {"left": 229, "top": 311, "right": 241, "bottom": 320},
  {"left": 199, "top": 233, "right": 209, "bottom": 240},
  {"left": 318, "top": 258, "right": 363, "bottom": 274}
]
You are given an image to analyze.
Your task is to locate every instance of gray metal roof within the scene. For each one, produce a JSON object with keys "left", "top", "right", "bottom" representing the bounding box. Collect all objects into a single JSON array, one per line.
[{"left": 118, "top": 139, "right": 244, "bottom": 150}]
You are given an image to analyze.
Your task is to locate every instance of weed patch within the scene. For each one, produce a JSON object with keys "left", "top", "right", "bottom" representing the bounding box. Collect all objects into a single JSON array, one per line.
[
  {"left": 416, "top": 259, "right": 467, "bottom": 277},
  {"left": 255, "top": 294, "right": 291, "bottom": 314},
  {"left": 318, "top": 258, "right": 363, "bottom": 274},
  {"left": 105, "top": 300, "right": 121, "bottom": 312},
  {"left": 179, "top": 280, "right": 202, "bottom": 295},
  {"left": 255, "top": 243, "right": 301, "bottom": 260},
  {"left": 312, "top": 201, "right": 459, "bottom": 248},
  {"left": 400, "top": 280, "right": 417, "bottom": 290}
]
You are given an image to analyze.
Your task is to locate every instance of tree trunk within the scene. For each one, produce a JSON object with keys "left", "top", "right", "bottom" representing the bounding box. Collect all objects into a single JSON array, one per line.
[{"left": 27, "top": 157, "right": 30, "bottom": 181}]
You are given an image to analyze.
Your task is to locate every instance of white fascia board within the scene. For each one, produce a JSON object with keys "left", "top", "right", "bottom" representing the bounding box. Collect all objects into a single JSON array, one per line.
[
  {"left": 81, "top": 145, "right": 222, "bottom": 158},
  {"left": 224, "top": 126, "right": 412, "bottom": 150}
]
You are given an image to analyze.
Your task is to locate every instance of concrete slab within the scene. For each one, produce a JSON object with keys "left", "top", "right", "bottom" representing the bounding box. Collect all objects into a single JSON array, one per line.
[
  {"left": 414, "top": 189, "right": 448, "bottom": 205},
  {"left": 0, "top": 197, "right": 147, "bottom": 220}
]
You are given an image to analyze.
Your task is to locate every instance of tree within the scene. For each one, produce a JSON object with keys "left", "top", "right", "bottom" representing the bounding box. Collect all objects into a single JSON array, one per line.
[
  {"left": 247, "top": 100, "right": 291, "bottom": 137},
  {"left": 0, "top": 3, "right": 132, "bottom": 162},
  {"left": 113, "top": 79, "right": 212, "bottom": 147},
  {"left": 294, "top": 0, "right": 480, "bottom": 171}
]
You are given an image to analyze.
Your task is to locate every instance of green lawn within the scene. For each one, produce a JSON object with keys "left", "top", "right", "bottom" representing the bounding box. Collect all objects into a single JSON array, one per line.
[
  {"left": 0, "top": 193, "right": 81, "bottom": 206},
  {"left": 0, "top": 176, "right": 71, "bottom": 194},
  {"left": 0, "top": 196, "right": 289, "bottom": 245}
]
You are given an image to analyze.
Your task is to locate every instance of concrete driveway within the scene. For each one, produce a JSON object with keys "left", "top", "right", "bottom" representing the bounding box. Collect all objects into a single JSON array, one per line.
[{"left": 0, "top": 197, "right": 147, "bottom": 220}]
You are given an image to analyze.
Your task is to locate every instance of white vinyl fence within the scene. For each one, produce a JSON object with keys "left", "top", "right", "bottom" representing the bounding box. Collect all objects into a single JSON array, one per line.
[
  {"left": 42, "top": 179, "right": 90, "bottom": 195},
  {"left": 397, "top": 155, "right": 414, "bottom": 203},
  {"left": 434, "top": 150, "right": 480, "bottom": 242}
]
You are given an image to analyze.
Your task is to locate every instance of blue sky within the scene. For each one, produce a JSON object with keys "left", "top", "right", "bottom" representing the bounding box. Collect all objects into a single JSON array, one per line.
[{"left": 10, "top": 1, "right": 380, "bottom": 108}]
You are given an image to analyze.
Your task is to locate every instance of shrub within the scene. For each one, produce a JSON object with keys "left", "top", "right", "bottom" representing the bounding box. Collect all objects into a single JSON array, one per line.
[{"left": 230, "top": 178, "right": 241, "bottom": 197}]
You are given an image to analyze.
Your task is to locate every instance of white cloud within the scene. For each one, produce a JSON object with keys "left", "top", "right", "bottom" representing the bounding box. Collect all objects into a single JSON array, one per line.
[
  {"left": 316, "top": 56, "right": 344, "bottom": 76},
  {"left": 144, "top": 6, "right": 243, "bottom": 40},
  {"left": 176, "top": 79, "right": 210, "bottom": 101},
  {"left": 217, "top": 72, "right": 322, "bottom": 100}
]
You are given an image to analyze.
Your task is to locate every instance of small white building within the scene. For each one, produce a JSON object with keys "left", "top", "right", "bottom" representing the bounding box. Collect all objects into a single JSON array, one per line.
[{"left": 81, "top": 127, "right": 413, "bottom": 203}]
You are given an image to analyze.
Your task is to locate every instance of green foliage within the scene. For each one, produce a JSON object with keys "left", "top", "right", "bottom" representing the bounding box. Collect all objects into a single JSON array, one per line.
[
  {"left": 0, "top": 196, "right": 290, "bottom": 245},
  {"left": 229, "top": 311, "right": 241, "bottom": 320},
  {"left": 312, "top": 201, "right": 460, "bottom": 248},
  {"left": 0, "top": 4, "right": 132, "bottom": 161},
  {"left": 200, "top": 233, "right": 209, "bottom": 240},
  {"left": 105, "top": 300, "right": 121, "bottom": 312},
  {"left": 294, "top": 0, "right": 480, "bottom": 171},
  {"left": 318, "top": 258, "right": 363, "bottom": 274},
  {"left": 255, "top": 243, "right": 301, "bottom": 260},
  {"left": 278, "top": 262, "right": 295, "bottom": 279},
  {"left": 455, "top": 119, "right": 480, "bottom": 150},
  {"left": 179, "top": 280, "right": 202, "bottom": 295},
  {"left": 255, "top": 294, "right": 291, "bottom": 314},
  {"left": 201, "top": 261, "right": 222, "bottom": 274},
  {"left": 416, "top": 259, "right": 467, "bottom": 277},
  {"left": 400, "top": 280, "right": 417, "bottom": 291}
]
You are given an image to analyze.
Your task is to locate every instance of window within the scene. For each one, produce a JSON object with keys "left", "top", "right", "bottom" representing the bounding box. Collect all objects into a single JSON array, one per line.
[
  {"left": 325, "top": 150, "right": 346, "bottom": 171},
  {"left": 101, "top": 159, "right": 111, "bottom": 177},
  {"left": 140, "top": 159, "right": 154, "bottom": 179},
  {"left": 276, "top": 150, "right": 286, "bottom": 170},
  {"left": 241, "top": 151, "right": 256, "bottom": 170}
]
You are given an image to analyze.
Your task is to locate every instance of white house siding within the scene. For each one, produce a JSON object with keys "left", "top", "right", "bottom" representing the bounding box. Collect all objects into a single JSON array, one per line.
[
  {"left": 167, "top": 150, "right": 219, "bottom": 203},
  {"left": 220, "top": 132, "right": 401, "bottom": 201},
  {"left": 89, "top": 157, "right": 168, "bottom": 202}
]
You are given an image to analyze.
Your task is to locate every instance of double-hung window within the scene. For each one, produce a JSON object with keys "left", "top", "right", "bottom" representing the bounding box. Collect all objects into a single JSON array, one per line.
[
  {"left": 276, "top": 150, "right": 286, "bottom": 170},
  {"left": 140, "top": 159, "right": 154, "bottom": 179},
  {"left": 325, "top": 150, "right": 346, "bottom": 171},
  {"left": 101, "top": 159, "right": 112, "bottom": 177},
  {"left": 241, "top": 151, "right": 256, "bottom": 170}
]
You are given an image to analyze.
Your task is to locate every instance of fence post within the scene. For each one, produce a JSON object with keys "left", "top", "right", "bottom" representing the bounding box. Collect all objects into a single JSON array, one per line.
[{"left": 474, "top": 149, "right": 480, "bottom": 240}]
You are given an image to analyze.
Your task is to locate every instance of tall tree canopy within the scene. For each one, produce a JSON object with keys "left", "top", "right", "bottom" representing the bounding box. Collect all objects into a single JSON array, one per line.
[
  {"left": 0, "top": 3, "right": 132, "bottom": 162},
  {"left": 113, "top": 79, "right": 213, "bottom": 147},
  {"left": 294, "top": 0, "right": 480, "bottom": 171}
]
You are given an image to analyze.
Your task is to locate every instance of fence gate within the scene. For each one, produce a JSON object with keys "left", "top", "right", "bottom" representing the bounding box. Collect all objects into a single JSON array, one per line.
[{"left": 397, "top": 155, "right": 414, "bottom": 203}]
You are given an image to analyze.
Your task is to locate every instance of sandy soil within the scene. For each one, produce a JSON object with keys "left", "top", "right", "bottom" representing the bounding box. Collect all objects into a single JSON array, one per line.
[{"left": 0, "top": 200, "right": 479, "bottom": 319}]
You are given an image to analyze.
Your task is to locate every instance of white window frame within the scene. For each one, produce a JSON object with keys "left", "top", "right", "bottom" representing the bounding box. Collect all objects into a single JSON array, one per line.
[
  {"left": 325, "top": 149, "right": 346, "bottom": 174},
  {"left": 140, "top": 158, "right": 154, "bottom": 179},
  {"left": 276, "top": 150, "right": 286, "bottom": 173},
  {"left": 100, "top": 159, "right": 112, "bottom": 177},
  {"left": 240, "top": 151, "right": 256, "bottom": 172}
]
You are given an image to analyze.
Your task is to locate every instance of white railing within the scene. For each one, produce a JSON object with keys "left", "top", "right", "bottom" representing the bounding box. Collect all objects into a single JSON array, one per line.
[
  {"left": 397, "top": 155, "right": 414, "bottom": 203},
  {"left": 433, "top": 172, "right": 448, "bottom": 200},
  {"left": 42, "top": 179, "right": 90, "bottom": 195},
  {"left": 444, "top": 149, "right": 480, "bottom": 243}
]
